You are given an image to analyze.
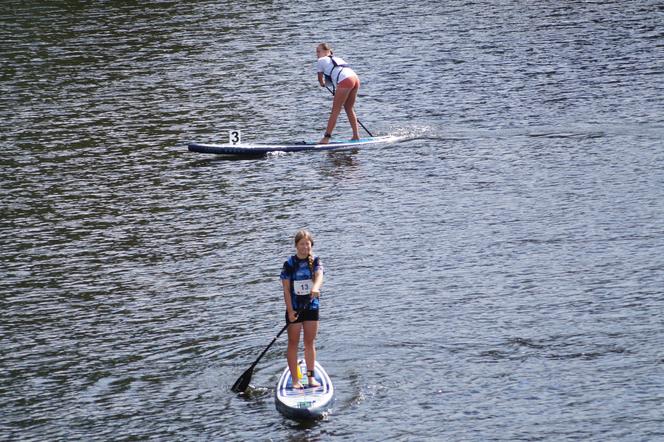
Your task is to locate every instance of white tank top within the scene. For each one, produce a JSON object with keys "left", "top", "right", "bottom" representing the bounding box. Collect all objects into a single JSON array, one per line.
[{"left": 316, "top": 56, "right": 357, "bottom": 86}]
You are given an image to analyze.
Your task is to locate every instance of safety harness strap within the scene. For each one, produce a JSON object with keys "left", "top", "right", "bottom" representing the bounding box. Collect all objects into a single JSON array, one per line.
[{"left": 325, "top": 55, "right": 349, "bottom": 94}]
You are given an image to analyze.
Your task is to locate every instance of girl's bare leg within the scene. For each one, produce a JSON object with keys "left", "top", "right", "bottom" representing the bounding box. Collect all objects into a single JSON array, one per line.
[
  {"left": 302, "top": 320, "right": 320, "bottom": 387},
  {"left": 344, "top": 85, "right": 360, "bottom": 139},
  {"left": 320, "top": 87, "right": 352, "bottom": 144},
  {"left": 287, "top": 323, "right": 303, "bottom": 388}
]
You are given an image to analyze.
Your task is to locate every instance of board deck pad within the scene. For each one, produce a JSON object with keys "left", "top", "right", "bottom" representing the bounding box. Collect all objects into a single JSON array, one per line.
[{"left": 275, "top": 360, "right": 334, "bottom": 420}]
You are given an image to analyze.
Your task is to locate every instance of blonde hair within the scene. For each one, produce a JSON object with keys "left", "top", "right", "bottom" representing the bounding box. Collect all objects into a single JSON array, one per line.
[
  {"left": 294, "top": 230, "right": 316, "bottom": 277},
  {"left": 317, "top": 42, "right": 333, "bottom": 55}
]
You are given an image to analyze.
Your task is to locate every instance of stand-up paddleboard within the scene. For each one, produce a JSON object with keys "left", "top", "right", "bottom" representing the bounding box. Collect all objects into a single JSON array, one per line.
[
  {"left": 275, "top": 360, "right": 334, "bottom": 420},
  {"left": 188, "top": 135, "right": 402, "bottom": 156}
]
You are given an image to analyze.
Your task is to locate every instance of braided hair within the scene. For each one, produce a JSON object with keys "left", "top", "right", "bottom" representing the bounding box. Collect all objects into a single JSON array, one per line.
[{"left": 308, "top": 254, "right": 315, "bottom": 280}]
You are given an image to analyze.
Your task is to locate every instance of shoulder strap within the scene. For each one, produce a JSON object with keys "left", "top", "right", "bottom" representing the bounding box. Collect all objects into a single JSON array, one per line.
[
  {"left": 328, "top": 55, "right": 349, "bottom": 68},
  {"left": 325, "top": 55, "right": 350, "bottom": 93}
]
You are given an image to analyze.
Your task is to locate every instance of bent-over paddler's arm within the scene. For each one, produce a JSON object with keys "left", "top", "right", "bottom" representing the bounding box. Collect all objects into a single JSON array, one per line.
[{"left": 318, "top": 72, "right": 326, "bottom": 88}]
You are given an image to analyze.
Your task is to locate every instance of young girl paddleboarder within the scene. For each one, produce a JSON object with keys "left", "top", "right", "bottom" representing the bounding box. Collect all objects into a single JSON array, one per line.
[
  {"left": 316, "top": 43, "right": 361, "bottom": 144},
  {"left": 280, "top": 230, "right": 324, "bottom": 389}
]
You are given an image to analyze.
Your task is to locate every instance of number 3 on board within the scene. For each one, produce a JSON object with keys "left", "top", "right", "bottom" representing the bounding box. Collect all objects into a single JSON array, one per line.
[{"left": 229, "top": 130, "right": 241, "bottom": 145}]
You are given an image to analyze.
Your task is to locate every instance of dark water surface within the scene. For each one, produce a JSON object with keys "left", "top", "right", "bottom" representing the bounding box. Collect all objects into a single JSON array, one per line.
[{"left": 2, "top": 1, "right": 663, "bottom": 440}]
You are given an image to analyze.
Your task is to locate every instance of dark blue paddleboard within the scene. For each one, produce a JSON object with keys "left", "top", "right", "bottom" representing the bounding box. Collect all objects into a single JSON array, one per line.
[{"left": 188, "top": 135, "right": 402, "bottom": 156}]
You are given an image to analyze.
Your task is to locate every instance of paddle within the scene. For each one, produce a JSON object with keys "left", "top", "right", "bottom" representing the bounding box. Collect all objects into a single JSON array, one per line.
[
  {"left": 231, "top": 323, "right": 289, "bottom": 393},
  {"left": 324, "top": 84, "right": 374, "bottom": 137},
  {"left": 231, "top": 306, "right": 306, "bottom": 393}
]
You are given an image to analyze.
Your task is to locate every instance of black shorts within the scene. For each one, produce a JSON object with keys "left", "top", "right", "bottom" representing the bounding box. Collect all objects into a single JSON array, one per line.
[{"left": 285, "top": 309, "right": 319, "bottom": 324}]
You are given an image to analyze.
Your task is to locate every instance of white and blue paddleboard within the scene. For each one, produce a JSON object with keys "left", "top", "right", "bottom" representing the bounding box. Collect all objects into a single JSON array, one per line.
[
  {"left": 275, "top": 360, "right": 334, "bottom": 420},
  {"left": 188, "top": 135, "right": 402, "bottom": 156}
]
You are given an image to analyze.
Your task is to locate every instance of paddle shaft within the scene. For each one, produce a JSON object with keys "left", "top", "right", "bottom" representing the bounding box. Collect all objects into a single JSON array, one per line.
[
  {"left": 249, "top": 322, "right": 288, "bottom": 372},
  {"left": 249, "top": 302, "right": 312, "bottom": 370},
  {"left": 324, "top": 85, "right": 374, "bottom": 137},
  {"left": 232, "top": 303, "right": 313, "bottom": 393}
]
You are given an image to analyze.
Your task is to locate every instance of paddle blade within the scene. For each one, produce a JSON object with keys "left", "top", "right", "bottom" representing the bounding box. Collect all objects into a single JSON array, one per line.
[{"left": 231, "top": 367, "right": 254, "bottom": 393}]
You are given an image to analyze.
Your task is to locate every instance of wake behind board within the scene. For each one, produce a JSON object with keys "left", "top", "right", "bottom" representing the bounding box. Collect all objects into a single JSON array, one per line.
[
  {"left": 275, "top": 360, "right": 334, "bottom": 420},
  {"left": 188, "top": 135, "right": 402, "bottom": 156}
]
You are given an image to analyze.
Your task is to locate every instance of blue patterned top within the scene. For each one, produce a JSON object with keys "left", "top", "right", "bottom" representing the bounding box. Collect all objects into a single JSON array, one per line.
[{"left": 280, "top": 255, "right": 323, "bottom": 310}]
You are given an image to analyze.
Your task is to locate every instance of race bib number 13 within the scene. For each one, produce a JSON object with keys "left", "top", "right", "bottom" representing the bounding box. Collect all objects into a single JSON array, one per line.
[{"left": 294, "top": 279, "right": 313, "bottom": 296}]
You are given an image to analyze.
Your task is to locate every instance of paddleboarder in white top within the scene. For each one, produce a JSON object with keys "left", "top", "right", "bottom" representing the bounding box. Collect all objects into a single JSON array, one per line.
[{"left": 316, "top": 43, "right": 361, "bottom": 144}]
